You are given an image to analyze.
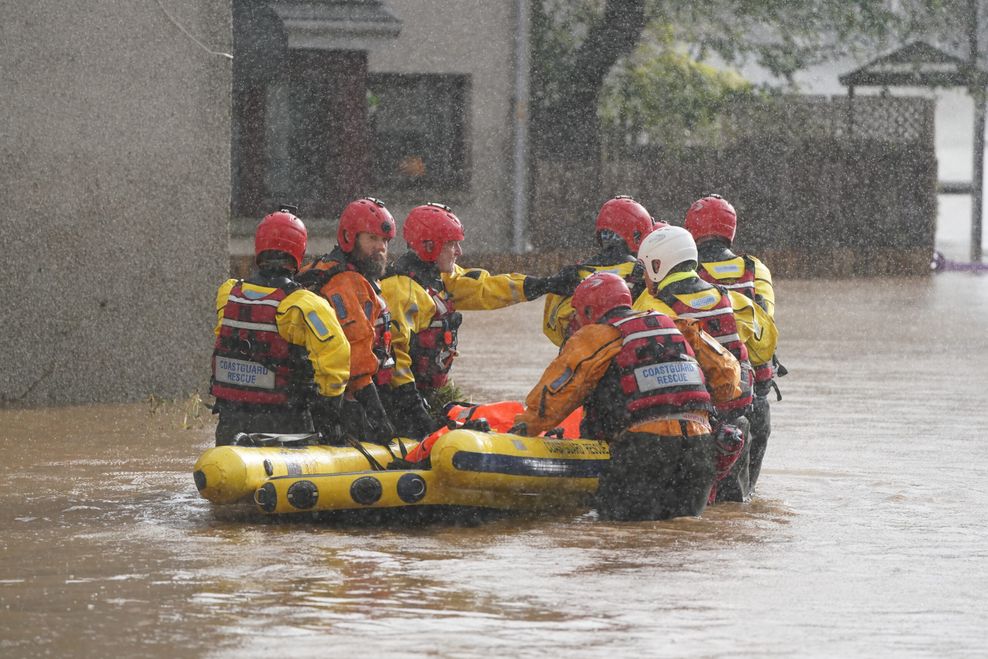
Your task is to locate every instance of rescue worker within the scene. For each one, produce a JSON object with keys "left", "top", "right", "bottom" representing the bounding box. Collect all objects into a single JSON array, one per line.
[
  {"left": 509, "top": 273, "right": 741, "bottom": 521},
  {"left": 684, "top": 194, "right": 779, "bottom": 489},
  {"left": 380, "top": 202, "right": 581, "bottom": 440},
  {"left": 210, "top": 208, "right": 351, "bottom": 446},
  {"left": 543, "top": 195, "right": 664, "bottom": 346},
  {"left": 297, "top": 197, "right": 398, "bottom": 445},
  {"left": 634, "top": 225, "right": 778, "bottom": 502}
]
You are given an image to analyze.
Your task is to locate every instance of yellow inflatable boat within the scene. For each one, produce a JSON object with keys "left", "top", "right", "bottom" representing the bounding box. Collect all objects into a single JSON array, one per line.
[
  {"left": 193, "top": 434, "right": 407, "bottom": 505},
  {"left": 194, "top": 430, "right": 609, "bottom": 515}
]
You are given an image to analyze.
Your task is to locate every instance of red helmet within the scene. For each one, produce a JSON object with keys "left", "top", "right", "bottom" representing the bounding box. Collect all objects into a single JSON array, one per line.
[
  {"left": 595, "top": 196, "right": 660, "bottom": 253},
  {"left": 403, "top": 203, "right": 465, "bottom": 262},
  {"left": 684, "top": 194, "right": 737, "bottom": 244},
  {"left": 255, "top": 210, "right": 307, "bottom": 268},
  {"left": 338, "top": 197, "right": 396, "bottom": 253},
  {"left": 570, "top": 272, "right": 633, "bottom": 331}
]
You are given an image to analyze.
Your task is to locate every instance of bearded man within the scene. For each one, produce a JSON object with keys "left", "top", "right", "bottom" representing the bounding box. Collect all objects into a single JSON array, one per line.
[{"left": 297, "top": 197, "right": 399, "bottom": 445}]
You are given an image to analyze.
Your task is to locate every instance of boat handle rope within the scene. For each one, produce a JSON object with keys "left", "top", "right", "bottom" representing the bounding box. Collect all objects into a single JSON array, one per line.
[{"left": 343, "top": 437, "right": 386, "bottom": 471}]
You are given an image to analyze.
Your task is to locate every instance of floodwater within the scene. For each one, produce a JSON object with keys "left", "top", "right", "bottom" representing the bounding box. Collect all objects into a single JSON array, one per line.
[{"left": 2, "top": 275, "right": 987, "bottom": 657}]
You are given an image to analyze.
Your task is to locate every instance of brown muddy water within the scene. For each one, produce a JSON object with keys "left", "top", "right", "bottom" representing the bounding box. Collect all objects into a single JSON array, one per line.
[{"left": 2, "top": 275, "right": 987, "bottom": 657}]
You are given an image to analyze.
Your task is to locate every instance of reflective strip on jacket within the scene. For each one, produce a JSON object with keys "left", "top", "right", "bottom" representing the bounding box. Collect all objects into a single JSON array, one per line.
[
  {"left": 698, "top": 255, "right": 757, "bottom": 301},
  {"left": 212, "top": 278, "right": 350, "bottom": 400}
]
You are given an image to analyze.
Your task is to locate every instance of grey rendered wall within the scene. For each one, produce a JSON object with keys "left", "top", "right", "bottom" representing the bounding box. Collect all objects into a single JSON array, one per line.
[
  {"left": 0, "top": 1, "right": 231, "bottom": 406},
  {"left": 369, "top": 1, "right": 517, "bottom": 253}
]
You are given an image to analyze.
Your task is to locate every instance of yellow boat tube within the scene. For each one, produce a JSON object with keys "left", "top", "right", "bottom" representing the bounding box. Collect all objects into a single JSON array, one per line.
[
  {"left": 193, "top": 439, "right": 416, "bottom": 505},
  {"left": 252, "top": 430, "right": 610, "bottom": 515},
  {"left": 430, "top": 429, "right": 609, "bottom": 495},
  {"left": 254, "top": 469, "right": 439, "bottom": 514}
]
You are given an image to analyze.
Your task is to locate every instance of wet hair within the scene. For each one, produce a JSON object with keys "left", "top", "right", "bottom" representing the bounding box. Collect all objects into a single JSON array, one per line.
[
  {"left": 670, "top": 260, "right": 698, "bottom": 274},
  {"left": 256, "top": 250, "right": 297, "bottom": 272}
]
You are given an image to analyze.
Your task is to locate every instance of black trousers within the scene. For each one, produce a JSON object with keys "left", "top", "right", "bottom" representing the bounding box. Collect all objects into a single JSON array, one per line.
[
  {"left": 378, "top": 384, "right": 438, "bottom": 440},
  {"left": 747, "top": 394, "right": 771, "bottom": 490},
  {"left": 596, "top": 431, "right": 716, "bottom": 521},
  {"left": 213, "top": 402, "right": 313, "bottom": 446}
]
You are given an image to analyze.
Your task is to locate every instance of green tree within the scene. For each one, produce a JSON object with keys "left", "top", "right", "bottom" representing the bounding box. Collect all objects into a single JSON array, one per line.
[
  {"left": 530, "top": 0, "right": 647, "bottom": 161},
  {"left": 598, "top": 26, "right": 756, "bottom": 151},
  {"left": 531, "top": 0, "right": 977, "bottom": 161}
]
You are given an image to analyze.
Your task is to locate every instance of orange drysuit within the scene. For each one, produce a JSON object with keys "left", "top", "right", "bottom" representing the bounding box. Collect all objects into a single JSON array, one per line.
[
  {"left": 514, "top": 314, "right": 740, "bottom": 439},
  {"left": 299, "top": 249, "right": 394, "bottom": 394}
]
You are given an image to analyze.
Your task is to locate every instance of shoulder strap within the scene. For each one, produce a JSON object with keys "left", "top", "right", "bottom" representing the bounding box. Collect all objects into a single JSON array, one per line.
[
  {"left": 247, "top": 272, "right": 300, "bottom": 294},
  {"left": 297, "top": 257, "right": 347, "bottom": 291},
  {"left": 655, "top": 285, "right": 678, "bottom": 308},
  {"left": 657, "top": 276, "right": 726, "bottom": 308},
  {"left": 742, "top": 254, "right": 757, "bottom": 274}
]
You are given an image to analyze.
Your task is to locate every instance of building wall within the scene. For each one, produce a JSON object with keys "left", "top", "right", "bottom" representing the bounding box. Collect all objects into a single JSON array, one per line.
[
  {"left": 227, "top": 1, "right": 521, "bottom": 258},
  {"left": 369, "top": 2, "right": 518, "bottom": 253},
  {"left": 0, "top": 1, "right": 232, "bottom": 406}
]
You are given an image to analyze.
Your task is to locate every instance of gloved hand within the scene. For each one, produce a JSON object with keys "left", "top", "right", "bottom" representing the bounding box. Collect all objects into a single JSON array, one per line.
[
  {"left": 391, "top": 383, "right": 443, "bottom": 440},
  {"left": 523, "top": 265, "right": 583, "bottom": 300},
  {"left": 340, "top": 397, "right": 367, "bottom": 440},
  {"left": 628, "top": 262, "right": 648, "bottom": 299},
  {"left": 460, "top": 417, "right": 491, "bottom": 432},
  {"left": 548, "top": 264, "right": 585, "bottom": 295},
  {"left": 507, "top": 421, "right": 529, "bottom": 436},
  {"left": 353, "top": 384, "right": 398, "bottom": 445},
  {"left": 310, "top": 395, "right": 344, "bottom": 444}
]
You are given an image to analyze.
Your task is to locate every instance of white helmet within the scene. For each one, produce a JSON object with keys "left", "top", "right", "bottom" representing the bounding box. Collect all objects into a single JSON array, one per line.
[{"left": 637, "top": 225, "right": 698, "bottom": 283}]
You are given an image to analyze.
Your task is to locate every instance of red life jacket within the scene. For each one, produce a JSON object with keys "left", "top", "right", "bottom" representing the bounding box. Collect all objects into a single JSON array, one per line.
[
  {"left": 752, "top": 357, "right": 774, "bottom": 384},
  {"left": 210, "top": 280, "right": 314, "bottom": 406},
  {"left": 582, "top": 311, "right": 712, "bottom": 438},
  {"left": 697, "top": 255, "right": 757, "bottom": 301},
  {"left": 385, "top": 253, "right": 461, "bottom": 390},
  {"left": 697, "top": 256, "right": 775, "bottom": 384},
  {"left": 657, "top": 279, "right": 754, "bottom": 411},
  {"left": 409, "top": 284, "right": 460, "bottom": 389},
  {"left": 302, "top": 254, "right": 396, "bottom": 386}
]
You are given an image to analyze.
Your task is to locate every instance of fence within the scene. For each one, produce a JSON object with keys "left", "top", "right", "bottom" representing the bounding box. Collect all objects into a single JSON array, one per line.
[{"left": 529, "top": 95, "right": 937, "bottom": 277}]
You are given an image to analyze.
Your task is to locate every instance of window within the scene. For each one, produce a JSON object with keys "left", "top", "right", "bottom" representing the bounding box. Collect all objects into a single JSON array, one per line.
[
  {"left": 368, "top": 73, "right": 469, "bottom": 189},
  {"left": 232, "top": 49, "right": 370, "bottom": 219},
  {"left": 232, "top": 54, "right": 470, "bottom": 218}
]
